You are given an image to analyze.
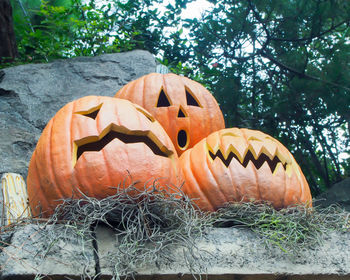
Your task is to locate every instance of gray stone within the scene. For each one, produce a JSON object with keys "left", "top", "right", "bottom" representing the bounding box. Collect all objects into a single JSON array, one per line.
[
  {"left": 315, "top": 178, "right": 350, "bottom": 211},
  {"left": 97, "top": 226, "right": 350, "bottom": 279},
  {"left": 0, "top": 224, "right": 95, "bottom": 278},
  {"left": 0, "top": 50, "right": 156, "bottom": 179},
  {"left": 1, "top": 225, "right": 350, "bottom": 279}
]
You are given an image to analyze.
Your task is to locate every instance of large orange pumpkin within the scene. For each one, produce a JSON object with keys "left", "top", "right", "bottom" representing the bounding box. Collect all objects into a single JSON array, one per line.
[
  {"left": 115, "top": 73, "right": 225, "bottom": 155},
  {"left": 180, "top": 128, "right": 312, "bottom": 211},
  {"left": 27, "top": 96, "right": 183, "bottom": 217}
]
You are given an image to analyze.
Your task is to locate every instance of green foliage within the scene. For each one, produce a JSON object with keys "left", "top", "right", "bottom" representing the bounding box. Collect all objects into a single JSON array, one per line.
[{"left": 9, "top": 0, "right": 189, "bottom": 63}]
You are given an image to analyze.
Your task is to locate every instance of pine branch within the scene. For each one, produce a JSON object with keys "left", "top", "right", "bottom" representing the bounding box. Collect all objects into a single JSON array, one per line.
[
  {"left": 261, "top": 52, "right": 350, "bottom": 91},
  {"left": 270, "top": 20, "right": 349, "bottom": 42}
]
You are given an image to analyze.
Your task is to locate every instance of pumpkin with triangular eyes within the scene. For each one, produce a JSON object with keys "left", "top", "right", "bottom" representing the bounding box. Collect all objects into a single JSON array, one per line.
[
  {"left": 179, "top": 128, "right": 312, "bottom": 211},
  {"left": 27, "top": 96, "right": 183, "bottom": 217},
  {"left": 115, "top": 73, "right": 225, "bottom": 155}
]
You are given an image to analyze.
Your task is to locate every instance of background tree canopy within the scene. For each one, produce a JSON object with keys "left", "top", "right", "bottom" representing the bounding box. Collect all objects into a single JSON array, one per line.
[{"left": 5, "top": 0, "right": 350, "bottom": 195}]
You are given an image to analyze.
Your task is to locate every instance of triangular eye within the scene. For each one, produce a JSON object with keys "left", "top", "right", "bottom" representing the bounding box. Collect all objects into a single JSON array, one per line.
[
  {"left": 156, "top": 88, "right": 171, "bottom": 107},
  {"left": 177, "top": 106, "right": 187, "bottom": 118},
  {"left": 186, "top": 87, "right": 201, "bottom": 107},
  {"left": 83, "top": 109, "right": 99, "bottom": 119},
  {"left": 75, "top": 104, "right": 102, "bottom": 119}
]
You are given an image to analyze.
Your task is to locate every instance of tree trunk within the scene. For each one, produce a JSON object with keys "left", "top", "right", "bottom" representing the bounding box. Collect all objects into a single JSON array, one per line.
[{"left": 0, "top": 0, "right": 18, "bottom": 63}]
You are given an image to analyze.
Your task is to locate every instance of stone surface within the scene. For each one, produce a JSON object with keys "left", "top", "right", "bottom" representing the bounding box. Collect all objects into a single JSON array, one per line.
[
  {"left": 315, "top": 178, "right": 350, "bottom": 211},
  {"left": 0, "top": 224, "right": 95, "bottom": 278},
  {"left": 1, "top": 225, "right": 350, "bottom": 279},
  {"left": 97, "top": 226, "right": 350, "bottom": 279},
  {"left": 0, "top": 50, "right": 156, "bottom": 178}
]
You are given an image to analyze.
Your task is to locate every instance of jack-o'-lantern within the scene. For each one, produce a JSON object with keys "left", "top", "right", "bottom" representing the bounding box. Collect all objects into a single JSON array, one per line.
[
  {"left": 27, "top": 96, "right": 183, "bottom": 217},
  {"left": 180, "top": 128, "right": 312, "bottom": 211},
  {"left": 115, "top": 73, "right": 225, "bottom": 155}
]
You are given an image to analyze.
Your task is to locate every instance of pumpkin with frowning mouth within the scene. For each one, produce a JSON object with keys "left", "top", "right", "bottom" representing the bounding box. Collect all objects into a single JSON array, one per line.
[
  {"left": 27, "top": 96, "right": 183, "bottom": 217},
  {"left": 180, "top": 128, "right": 312, "bottom": 211},
  {"left": 115, "top": 73, "right": 225, "bottom": 156}
]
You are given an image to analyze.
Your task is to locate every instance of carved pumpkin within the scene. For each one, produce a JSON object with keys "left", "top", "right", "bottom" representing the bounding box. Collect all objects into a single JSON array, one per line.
[
  {"left": 27, "top": 96, "right": 183, "bottom": 217},
  {"left": 180, "top": 128, "right": 312, "bottom": 211},
  {"left": 115, "top": 73, "right": 225, "bottom": 155}
]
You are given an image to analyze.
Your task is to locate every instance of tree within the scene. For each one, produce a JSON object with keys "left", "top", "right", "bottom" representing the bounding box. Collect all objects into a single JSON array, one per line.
[
  {"left": 0, "top": 0, "right": 18, "bottom": 62},
  {"left": 176, "top": 0, "right": 350, "bottom": 194},
  {"left": 6, "top": 0, "right": 349, "bottom": 193},
  {"left": 9, "top": 0, "right": 189, "bottom": 62}
]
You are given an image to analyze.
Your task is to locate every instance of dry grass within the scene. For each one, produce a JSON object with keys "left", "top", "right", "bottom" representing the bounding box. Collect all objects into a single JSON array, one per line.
[
  {"left": 1, "top": 179, "right": 350, "bottom": 278},
  {"left": 45, "top": 179, "right": 211, "bottom": 278},
  {"left": 213, "top": 200, "right": 350, "bottom": 254}
]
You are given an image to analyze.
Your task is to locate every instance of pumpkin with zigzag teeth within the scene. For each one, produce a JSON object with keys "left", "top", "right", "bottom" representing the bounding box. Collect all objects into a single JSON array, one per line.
[{"left": 180, "top": 128, "right": 312, "bottom": 211}]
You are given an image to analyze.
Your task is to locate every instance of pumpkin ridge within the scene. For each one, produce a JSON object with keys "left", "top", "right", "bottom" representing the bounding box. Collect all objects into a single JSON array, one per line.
[
  {"left": 202, "top": 89, "right": 215, "bottom": 131},
  {"left": 97, "top": 104, "right": 113, "bottom": 192},
  {"left": 127, "top": 80, "right": 137, "bottom": 104},
  {"left": 242, "top": 130, "right": 261, "bottom": 202},
  {"left": 279, "top": 161, "right": 287, "bottom": 208},
  {"left": 70, "top": 100, "right": 85, "bottom": 199},
  {"left": 48, "top": 114, "right": 65, "bottom": 207},
  {"left": 181, "top": 152, "right": 210, "bottom": 210},
  {"left": 36, "top": 120, "right": 54, "bottom": 215},
  {"left": 141, "top": 77, "right": 146, "bottom": 109},
  {"left": 227, "top": 155, "right": 239, "bottom": 202},
  {"left": 205, "top": 140, "right": 229, "bottom": 207},
  {"left": 189, "top": 149, "right": 216, "bottom": 211}
]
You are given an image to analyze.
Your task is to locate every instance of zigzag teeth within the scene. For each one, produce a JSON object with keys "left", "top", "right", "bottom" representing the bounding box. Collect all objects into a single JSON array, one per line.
[
  {"left": 208, "top": 148, "right": 287, "bottom": 173},
  {"left": 259, "top": 142, "right": 277, "bottom": 159},
  {"left": 272, "top": 162, "right": 286, "bottom": 176},
  {"left": 206, "top": 130, "right": 299, "bottom": 176},
  {"left": 221, "top": 133, "right": 247, "bottom": 162},
  {"left": 276, "top": 147, "right": 292, "bottom": 165},
  {"left": 248, "top": 141, "right": 265, "bottom": 159},
  {"left": 226, "top": 145, "right": 248, "bottom": 164},
  {"left": 216, "top": 144, "right": 280, "bottom": 165}
]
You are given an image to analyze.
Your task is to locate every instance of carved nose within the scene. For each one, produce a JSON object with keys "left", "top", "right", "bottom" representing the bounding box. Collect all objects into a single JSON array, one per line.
[{"left": 177, "top": 106, "right": 187, "bottom": 118}]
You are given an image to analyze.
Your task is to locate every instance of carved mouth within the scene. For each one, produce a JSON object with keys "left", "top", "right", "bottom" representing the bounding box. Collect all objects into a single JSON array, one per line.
[
  {"left": 73, "top": 124, "right": 174, "bottom": 167},
  {"left": 177, "top": 129, "right": 189, "bottom": 150},
  {"left": 208, "top": 149, "right": 287, "bottom": 173}
]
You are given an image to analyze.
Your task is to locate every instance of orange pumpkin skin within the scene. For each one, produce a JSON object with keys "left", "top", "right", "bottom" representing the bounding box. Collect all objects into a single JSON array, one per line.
[
  {"left": 115, "top": 73, "right": 225, "bottom": 156},
  {"left": 180, "top": 128, "right": 312, "bottom": 211},
  {"left": 27, "top": 96, "right": 183, "bottom": 217}
]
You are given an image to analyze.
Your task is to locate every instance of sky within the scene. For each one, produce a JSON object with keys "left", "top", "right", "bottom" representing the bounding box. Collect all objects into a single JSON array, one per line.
[
  {"left": 175, "top": 0, "right": 212, "bottom": 19},
  {"left": 87, "top": 0, "right": 213, "bottom": 19}
]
